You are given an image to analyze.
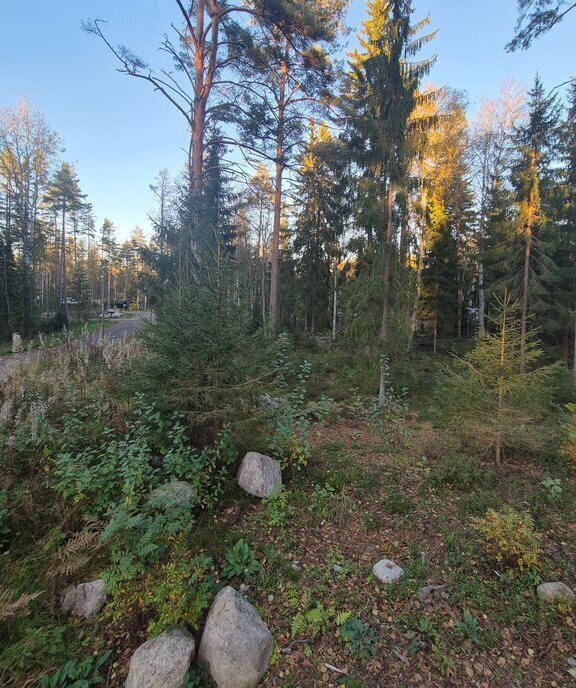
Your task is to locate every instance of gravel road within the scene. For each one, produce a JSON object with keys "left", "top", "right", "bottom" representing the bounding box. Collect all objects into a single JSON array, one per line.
[{"left": 0, "top": 311, "right": 154, "bottom": 377}]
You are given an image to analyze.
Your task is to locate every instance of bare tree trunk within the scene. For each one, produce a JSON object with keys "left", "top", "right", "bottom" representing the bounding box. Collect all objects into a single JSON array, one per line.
[
  {"left": 409, "top": 187, "right": 427, "bottom": 350},
  {"left": 332, "top": 265, "right": 337, "bottom": 342},
  {"left": 380, "top": 179, "right": 395, "bottom": 342},
  {"left": 456, "top": 221, "right": 462, "bottom": 340},
  {"left": 269, "top": 44, "right": 288, "bottom": 336},
  {"left": 478, "top": 261, "right": 485, "bottom": 333},
  {"left": 520, "top": 150, "right": 536, "bottom": 375},
  {"left": 61, "top": 200, "right": 68, "bottom": 320},
  {"left": 495, "top": 295, "right": 508, "bottom": 463}
]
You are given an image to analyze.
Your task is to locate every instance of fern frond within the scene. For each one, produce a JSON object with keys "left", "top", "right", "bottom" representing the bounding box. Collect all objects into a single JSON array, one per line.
[{"left": 0, "top": 589, "right": 42, "bottom": 621}]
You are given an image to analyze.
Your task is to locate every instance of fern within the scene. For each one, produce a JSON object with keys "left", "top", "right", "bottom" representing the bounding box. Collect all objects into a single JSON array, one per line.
[
  {"left": 335, "top": 610, "right": 352, "bottom": 626},
  {"left": 0, "top": 588, "right": 42, "bottom": 621},
  {"left": 48, "top": 529, "right": 101, "bottom": 578},
  {"left": 290, "top": 612, "right": 307, "bottom": 638}
]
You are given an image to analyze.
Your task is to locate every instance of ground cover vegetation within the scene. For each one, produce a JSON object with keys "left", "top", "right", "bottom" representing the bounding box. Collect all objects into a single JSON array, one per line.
[{"left": 1, "top": 0, "right": 575, "bottom": 686}]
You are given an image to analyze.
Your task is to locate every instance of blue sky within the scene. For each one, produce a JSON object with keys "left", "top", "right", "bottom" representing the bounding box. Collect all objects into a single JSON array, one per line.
[{"left": 0, "top": 1, "right": 573, "bottom": 241}]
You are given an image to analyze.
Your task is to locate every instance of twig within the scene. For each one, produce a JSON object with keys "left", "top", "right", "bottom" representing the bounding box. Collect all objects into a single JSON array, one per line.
[
  {"left": 280, "top": 639, "right": 312, "bottom": 654},
  {"left": 325, "top": 663, "right": 348, "bottom": 675}
]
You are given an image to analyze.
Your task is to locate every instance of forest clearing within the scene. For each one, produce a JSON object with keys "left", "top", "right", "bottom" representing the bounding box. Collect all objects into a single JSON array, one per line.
[{"left": 0, "top": 1, "right": 575, "bottom": 687}]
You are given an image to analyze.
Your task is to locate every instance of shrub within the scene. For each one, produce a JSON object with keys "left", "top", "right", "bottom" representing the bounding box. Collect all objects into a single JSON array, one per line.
[
  {"left": 264, "top": 334, "right": 335, "bottom": 472},
  {"left": 561, "top": 404, "right": 576, "bottom": 465},
  {"left": 260, "top": 487, "right": 295, "bottom": 529},
  {"left": 222, "top": 540, "right": 260, "bottom": 582},
  {"left": 106, "top": 541, "right": 213, "bottom": 636},
  {"left": 54, "top": 400, "right": 237, "bottom": 516},
  {"left": 428, "top": 455, "right": 493, "bottom": 491},
  {"left": 473, "top": 507, "right": 541, "bottom": 574},
  {"left": 306, "top": 484, "right": 348, "bottom": 523}
]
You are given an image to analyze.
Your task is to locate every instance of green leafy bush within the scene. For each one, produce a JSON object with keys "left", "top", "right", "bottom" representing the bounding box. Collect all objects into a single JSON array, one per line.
[
  {"left": 428, "top": 455, "right": 493, "bottom": 491},
  {"left": 339, "top": 618, "right": 377, "bottom": 659},
  {"left": 561, "top": 404, "right": 576, "bottom": 465},
  {"left": 264, "top": 334, "right": 335, "bottom": 471},
  {"left": 37, "top": 651, "right": 111, "bottom": 688},
  {"left": 306, "top": 484, "right": 348, "bottom": 523},
  {"left": 455, "top": 610, "right": 480, "bottom": 644},
  {"left": 222, "top": 540, "right": 260, "bottom": 582},
  {"left": 261, "top": 487, "right": 295, "bottom": 529},
  {"left": 473, "top": 507, "right": 541, "bottom": 574},
  {"left": 106, "top": 539, "right": 213, "bottom": 636},
  {"left": 54, "top": 399, "right": 237, "bottom": 516}
]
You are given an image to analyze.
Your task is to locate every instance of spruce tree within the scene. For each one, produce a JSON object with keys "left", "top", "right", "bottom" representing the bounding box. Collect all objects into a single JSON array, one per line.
[
  {"left": 343, "top": 0, "right": 436, "bottom": 400},
  {"left": 511, "top": 76, "right": 561, "bottom": 373}
]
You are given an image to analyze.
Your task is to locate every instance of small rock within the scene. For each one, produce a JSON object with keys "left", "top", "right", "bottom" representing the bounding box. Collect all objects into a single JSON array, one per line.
[
  {"left": 61, "top": 579, "right": 106, "bottom": 618},
  {"left": 198, "top": 586, "right": 273, "bottom": 688},
  {"left": 333, "top": 565, "right": 343, "bottom": 573},
  {"left": 149, "top": 481, "right": 196, "bottom": 507},
  {"left": 237, "top": 452, "right": 282, "bottom": 498},
  {"left": 537, "top": 582, "right": 575, "bottom": 604},
  {"left": 125, "top": 628, "right": 195, "bottom": 688},
  {"left": 259, "top": 394, "right": 279, "bottom": 409},
  {"left": 418, "top": 584, "right": 446, "bottom": 600},
  {"left": 373, "top": 559, "right": 404, "bottom": 584}
]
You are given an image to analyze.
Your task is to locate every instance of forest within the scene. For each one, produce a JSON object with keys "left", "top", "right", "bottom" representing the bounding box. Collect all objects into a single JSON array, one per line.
[{"left": 0, "top": 1, "right": 575, "bottom": 687}]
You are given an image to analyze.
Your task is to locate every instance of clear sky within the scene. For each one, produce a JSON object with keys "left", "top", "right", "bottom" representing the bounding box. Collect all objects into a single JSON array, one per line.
[{"left": 0, "top": 1, "right": 573, "bottom": 241}]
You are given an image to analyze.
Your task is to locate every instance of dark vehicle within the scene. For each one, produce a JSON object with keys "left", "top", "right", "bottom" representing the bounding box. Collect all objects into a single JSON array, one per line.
[{"left": 111, "top": 299, "right": 129, "bottom": 310}]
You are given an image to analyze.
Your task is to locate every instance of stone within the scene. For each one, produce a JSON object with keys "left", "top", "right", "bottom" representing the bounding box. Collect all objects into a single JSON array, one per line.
[
  {"left": 373, "top": 559, "right": 404, "bottom": 584},
  {"left": 418, "top": 584, "right": 446, "bottom": 600},
  {"left": 61, "top": 579, "right": 106, "bottom": 618},
  {"left": 537, "top": 582, "right": 575, "bottom": 604},
  {"left": 150, "top": 481, "right": 196, "bottom": 507},
  {"left": 198, "top": 586, "right": 273, "bottom": 688},
  {"left": 125, "top": 628, "right": 195, "bottom": 688},
  {"left": 237, "top": 452, "right": 282, "bottom": 498}
]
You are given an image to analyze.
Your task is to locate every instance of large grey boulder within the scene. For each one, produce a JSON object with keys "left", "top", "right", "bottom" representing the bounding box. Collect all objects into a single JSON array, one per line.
[
  {"left": 61, "top": 579, "right": 106, "bottom": 618},
  {"left": 150, "top": 481, "right": 196, "bottom": 507},
  {"left": 237, "top": 452, "right": 282, "bottom": 498},
  {"left": 125, "top": 628, "right": 195, "bottom": 688},
  {"left": 198, "top": 586, "right": 273, "bottom": 688},
  {"left": 373, "top": 559, "right": 404, "bottom": 584},
  {"left": 537, "top": 582, "right": 575, "bottom": 604}
]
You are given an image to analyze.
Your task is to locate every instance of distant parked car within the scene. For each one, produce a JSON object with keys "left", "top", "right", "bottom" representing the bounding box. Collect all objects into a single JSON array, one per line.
[
  {"left": 111, "top": 299, "right": 129, "bottom": 309},
  {"left": 105, "top": 309, "right": 121, "bottom": 319}
]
